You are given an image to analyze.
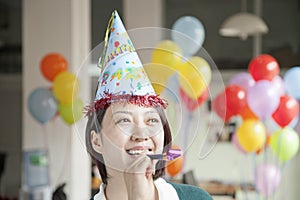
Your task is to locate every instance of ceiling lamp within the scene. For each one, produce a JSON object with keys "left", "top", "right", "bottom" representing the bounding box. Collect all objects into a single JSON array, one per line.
[{"left": 219, "top": 12, "right": 268, "bottom": 40}]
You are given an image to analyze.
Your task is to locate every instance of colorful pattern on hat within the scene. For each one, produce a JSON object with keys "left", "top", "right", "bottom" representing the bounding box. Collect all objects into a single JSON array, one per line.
[{"left": 92, "top": 10, "right": 167, "bottom": 111}]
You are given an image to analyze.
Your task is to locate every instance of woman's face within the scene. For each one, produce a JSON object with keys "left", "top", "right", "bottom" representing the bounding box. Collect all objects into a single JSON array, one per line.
[{"left": 93, "top": 102, "right": 165, "bottom": 173}]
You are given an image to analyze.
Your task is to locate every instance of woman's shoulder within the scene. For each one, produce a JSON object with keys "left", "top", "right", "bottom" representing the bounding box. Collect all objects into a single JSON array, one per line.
[{"left": 167, "top": 181, "right": 213, "bottom": 200}]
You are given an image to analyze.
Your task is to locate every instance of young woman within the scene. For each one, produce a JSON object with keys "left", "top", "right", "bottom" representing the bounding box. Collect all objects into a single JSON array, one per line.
[{"left": 85, "top": 10, "right": 212, "bottom": 200}]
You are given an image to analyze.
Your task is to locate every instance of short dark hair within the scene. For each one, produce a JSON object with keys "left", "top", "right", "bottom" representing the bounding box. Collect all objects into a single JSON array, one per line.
[{"left": 85, "top": 105, "right": 172, "bottom": 185}]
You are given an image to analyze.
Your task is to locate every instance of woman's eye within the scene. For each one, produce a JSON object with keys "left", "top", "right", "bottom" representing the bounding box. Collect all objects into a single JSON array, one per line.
[
  {"left": 115, "top": 118, "right": 131, "bottom": 124},
  {"left": 147, "top": 118, "right": 160, "bottom": 124}
]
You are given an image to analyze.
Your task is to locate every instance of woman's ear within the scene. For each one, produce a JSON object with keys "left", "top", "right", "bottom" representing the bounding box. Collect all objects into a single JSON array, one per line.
[{"left": 91, "top": 130, "right": 103, "bottom": 154}]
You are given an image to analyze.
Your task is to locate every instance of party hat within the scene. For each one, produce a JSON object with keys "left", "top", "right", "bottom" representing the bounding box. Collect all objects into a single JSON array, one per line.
[{"left": 92, "top": 11, "right": 167, "bottom": 111}]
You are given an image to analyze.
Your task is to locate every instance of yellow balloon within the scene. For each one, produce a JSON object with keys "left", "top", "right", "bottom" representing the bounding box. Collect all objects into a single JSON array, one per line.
[
  {"left": 178, "top": 56, "right": 211, "bottom": 99},
  {"left": 237, "top": 119, "right": 266, "bottom": 152},
  {"left": 58, "top": 98, "right": 84, "bottom": 125},
  {"left": 152, "top": 40, "right": 182, "bottom": 71},
  {"left": 53, "top": 72, "right": 80, "bottom": 104},
  {"left": 144, "top": 63, "right": 177, "bottom": 95}
]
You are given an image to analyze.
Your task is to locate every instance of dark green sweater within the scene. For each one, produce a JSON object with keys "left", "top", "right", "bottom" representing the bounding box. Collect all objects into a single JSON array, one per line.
[
  {"left": 167, "top": 181, "right": 212, "bottom": 200},
  {"left": 91, "top": 181, "right": 212, "bottom": 200}
]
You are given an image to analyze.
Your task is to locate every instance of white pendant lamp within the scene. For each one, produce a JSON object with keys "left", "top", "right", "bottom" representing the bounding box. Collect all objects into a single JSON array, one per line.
[{"left": 219, "top": 0, "right": 269, "bottom": 40}]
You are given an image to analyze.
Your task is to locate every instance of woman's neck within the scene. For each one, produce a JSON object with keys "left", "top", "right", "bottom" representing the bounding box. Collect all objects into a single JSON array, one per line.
[{"left": 105, "top": 169, "right": 158, "bottom": 200}]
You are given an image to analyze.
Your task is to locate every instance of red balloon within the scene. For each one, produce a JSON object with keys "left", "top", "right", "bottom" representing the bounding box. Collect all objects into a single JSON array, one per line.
[
  {"left": 248, "top": 54, "right": 280, "bottom": 81},
  {"left": 272, "top": 95, "right": 299, "bottom": 127},
  {"left": 40, "top": 53, "right": 68, "bottom": 82},
  {"left": 179, "top": 87, "right": 209, "bottom": 111},
  {"left": 212, "top": 91, "right": 234, "bottom": 122},
  {"left": 225, "top": 85, "right": 247, "bottom": 115}
]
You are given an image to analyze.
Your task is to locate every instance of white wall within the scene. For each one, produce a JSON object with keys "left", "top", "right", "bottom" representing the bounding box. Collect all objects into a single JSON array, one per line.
[{"left": 23, "top": 0, "right": 91, "bottom": 199}]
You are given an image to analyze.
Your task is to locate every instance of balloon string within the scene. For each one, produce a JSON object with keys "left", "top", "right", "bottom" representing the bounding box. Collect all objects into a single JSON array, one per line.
[
  {"left": 278, "top": 163, "right": 286, "bottom": 200},
  {"left": 263, "top": 141, "right": 269, "bottom": 200},
  {"left": 41, "top": 125, "right": 51, "bottom": 186},
  {"left": 182, "top": 111, "right": 193, "bottom": 173},
  {"left": 55, "top": 126, "right": 72, "bottom": 186},
  {"left": 41, "top": 125, "right": 49, "bottom": 151},
  {"left": 252, "top": 153, "right": 260, "bottom": 200}
]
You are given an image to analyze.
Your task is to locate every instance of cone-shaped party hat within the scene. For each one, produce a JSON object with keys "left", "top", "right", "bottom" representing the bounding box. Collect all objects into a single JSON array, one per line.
[{"left": 92, "top": 11, "right": 167, "bottom": 111}]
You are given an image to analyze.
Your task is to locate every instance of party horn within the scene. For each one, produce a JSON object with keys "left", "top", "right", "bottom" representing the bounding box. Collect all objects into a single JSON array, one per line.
[{"left": 147, "top": 149, "right": 182, "bottom": 161}]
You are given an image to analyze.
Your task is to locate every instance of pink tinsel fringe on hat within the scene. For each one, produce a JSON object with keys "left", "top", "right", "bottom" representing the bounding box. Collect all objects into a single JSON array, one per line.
[{"left": 85, "top": 92, "right": 168, "bottom": 116}]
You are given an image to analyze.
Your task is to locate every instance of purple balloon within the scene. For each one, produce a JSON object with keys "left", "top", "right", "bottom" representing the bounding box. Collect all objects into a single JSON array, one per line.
[
  {"left": 229, "top": 72, "right": 255, "bottom": 90},
  {"left": 247, "top": 80, "right": 280, "bottom": 120},
  {"left": 271, "top": 76, "right": 285, "bottom": 96},
  {"left": 255, "top": 164, "right": 281, "bottom": 197}
]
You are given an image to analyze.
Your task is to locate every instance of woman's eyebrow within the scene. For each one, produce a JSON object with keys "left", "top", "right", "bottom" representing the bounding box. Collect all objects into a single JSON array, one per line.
[
  {"left": 144, "top": 110, "right": 159, "bottom": 115},
  {"left": 112, "top": 111, "right": 133, "bottom": 116}
]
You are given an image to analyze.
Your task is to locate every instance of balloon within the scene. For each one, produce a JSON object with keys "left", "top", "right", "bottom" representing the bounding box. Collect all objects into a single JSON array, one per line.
[
  {"left": 58, "top": 98, "right": 84, "bottom": 125},
  {"left": 212, "top": 91, "right": 234, "bottom": 122},
  {"left": 232, "top": 133, "right": 246, "bottom": 154},
  {"left": 224, "top": 85, "right": 247, "bottom": 116},
  {"left": 28, "top": 88, "right": 58, "bottom": 124},
  {"left": 171, "top": 16, "right": 205, "bottom": 57},
  {"left": 178, "top": 56, "right": 211, "bottom": 99},
  {"left": 179, "top": 87, "right": 209, "bottom": 111},
  {"left": 256, "top": 133, "right": 272, "bottom": 155},
  {"left": 166, "top": 146, "right": 183, "bottom": 177},
  {"left": 247, "top": 80, "right": 280, "bottom": 120},
  {"left": 240, "top": 104, "right": 258, "bottom": 120},
  {"left": 237, "top": 119, "right": 266, "bottom": 152},
  {"left": 248, "top": 54, "right": 280, "bottom": 81},
  {"left": 40, "top": 53, "right": 68, "bottom": 82},
  {"left": 283, "top": 67, "right": 300, "bottom": 99},
  {"left": 271, "top": 76, "right": 285, "bottom": 96},
  {"left": 53, "top": 72, "right": 80, "bottom": 104},
  {"left": 152, "top": 40, "right": 182, "bottom": 71},
  {"left": 255, "top": 164, "right": 281, "bottom": 197},
  {"left": 272, "top": 95, "right": 299, "bottom": 127},
  {"left": 144, "top": 63, "right": 175, "bottom": 95},
  {"left": 228, "top": 72, "right": 255, "bottom": 90},
  {"left": 265, "top": 117, "right": 298, "bottom": 136},
  {"left": 270, "top": 127, "right": 299, "bottom": 162}
]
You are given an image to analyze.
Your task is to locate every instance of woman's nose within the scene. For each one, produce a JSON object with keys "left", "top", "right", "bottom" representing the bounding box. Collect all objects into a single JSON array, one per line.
[
  {"left": 130, "top": 135, "right": 149, "bottom": 142},
  {"left": 130, "top": 125, "right": 150, "bottom": 142}
]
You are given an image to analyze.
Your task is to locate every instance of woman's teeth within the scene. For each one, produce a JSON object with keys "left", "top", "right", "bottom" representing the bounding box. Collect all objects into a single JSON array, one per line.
[{"left": 127, "top": 149, "right": 152, "bottom": 155}]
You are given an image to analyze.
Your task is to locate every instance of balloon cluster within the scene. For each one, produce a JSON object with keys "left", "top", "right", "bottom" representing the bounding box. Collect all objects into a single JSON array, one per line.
[
  {"left": 146, "top": 16, "right": 209, "bottom": 111},
  {"left": 212, "top": 54, "right": 300, "bottom": 197},
  {"left": 28, "top": 53, "right": 84, "bottom": 125}
]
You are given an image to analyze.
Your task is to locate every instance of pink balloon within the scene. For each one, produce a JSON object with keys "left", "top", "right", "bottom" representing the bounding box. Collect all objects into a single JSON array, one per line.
[
  {"left": 255, "top": 164, "right": 281, "bottom": 197},
  {"left": 271, "top": 76, "right": 285, "bottom": 96},
  {"left": 229, "top": 72, "right": 255, "bottom": 90},
  {"left": 232, "top": 133, "right": 246, "bottom": 154},
  {"left": 247, "top": 80, "right": 280, "bottom": 120}
]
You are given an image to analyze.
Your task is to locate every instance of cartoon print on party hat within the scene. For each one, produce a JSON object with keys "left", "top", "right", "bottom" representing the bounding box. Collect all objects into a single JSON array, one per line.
[{"left": 92, "top": 10, "right": 167, "bottom": 112}]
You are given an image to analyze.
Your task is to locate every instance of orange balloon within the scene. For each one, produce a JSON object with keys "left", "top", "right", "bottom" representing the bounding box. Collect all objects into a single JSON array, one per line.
[
  {"left": 166, "top": 156, "right": 183, "bottom": 177},
  {"left": 40, "top": 53, "right": 68, "bottom": 82},
  {"left": 166, "top": 146, "right": 183, "bottom": 177},
  {"left": 240, "top": 104, "right": 258, "bottom": 120}
]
